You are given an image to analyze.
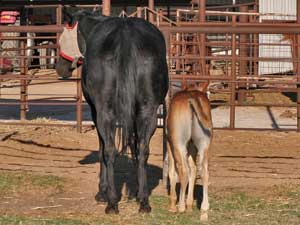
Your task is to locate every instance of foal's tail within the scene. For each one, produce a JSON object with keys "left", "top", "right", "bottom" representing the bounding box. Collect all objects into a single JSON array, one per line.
[{"left": 188, "top": 97, "right": 212, "bottom": 135}]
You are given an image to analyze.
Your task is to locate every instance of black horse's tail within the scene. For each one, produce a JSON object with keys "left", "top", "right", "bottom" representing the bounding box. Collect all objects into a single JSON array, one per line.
[{"left": 115, "top": 26, "right": 136, "bottom": 151}]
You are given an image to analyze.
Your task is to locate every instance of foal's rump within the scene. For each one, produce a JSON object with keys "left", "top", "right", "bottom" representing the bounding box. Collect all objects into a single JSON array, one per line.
[{"left": 168, "top": 91, "right": 212, "bottom": 137}]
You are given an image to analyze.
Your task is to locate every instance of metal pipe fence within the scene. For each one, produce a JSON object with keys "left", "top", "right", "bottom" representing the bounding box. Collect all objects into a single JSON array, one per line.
[
  {"left": 1, "top": 5, "right": 300, "bottom": 132},
  {"left": 0, "top": 24, "right": 84, "bottom": 131},
  {"left": 160, "top": 18, "right": 300, "bottom": 131}
]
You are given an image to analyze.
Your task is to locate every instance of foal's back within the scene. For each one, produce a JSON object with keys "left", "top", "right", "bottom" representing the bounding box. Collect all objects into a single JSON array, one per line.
[{"left": 167, "top": 89, "right": 212, "bottom": 147}]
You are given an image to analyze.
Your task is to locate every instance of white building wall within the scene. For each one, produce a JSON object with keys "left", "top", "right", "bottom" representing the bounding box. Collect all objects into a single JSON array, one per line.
[{"left": 258, "top": 0, "right": 296, "bottom": 75}]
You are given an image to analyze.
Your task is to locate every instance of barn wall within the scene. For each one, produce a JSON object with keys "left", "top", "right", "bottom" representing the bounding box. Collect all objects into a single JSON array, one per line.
[
  {"left": 259, "top": 0, "right": 296, "bottom": 21},
  {"left": 258, "top": 0, "right": 296, "bottom": 75}
]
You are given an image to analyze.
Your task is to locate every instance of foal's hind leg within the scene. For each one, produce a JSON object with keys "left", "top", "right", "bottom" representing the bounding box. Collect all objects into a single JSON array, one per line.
[
  {"left": 194, "top": 139, "right": 210, "bottom": 221},
  {"left": 174, "top": 143, "right": 189, "bottom": 213},
  {"left": 167, "top": 142, "right": 177, "bottom": 212},
  {"left": 186, "top": 154, "right": 197, "bottom": 211},
  {"left": 200, "top": 147, "right": 209, "bottom": 221}
]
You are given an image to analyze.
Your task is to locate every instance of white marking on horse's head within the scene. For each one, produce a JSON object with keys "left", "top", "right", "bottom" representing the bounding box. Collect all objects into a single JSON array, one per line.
[{"left": 59, "top": 22, "right": 83, "bottom": 62}]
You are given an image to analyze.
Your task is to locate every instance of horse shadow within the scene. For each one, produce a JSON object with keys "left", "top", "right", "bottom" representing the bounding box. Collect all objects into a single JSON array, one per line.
[{"left": 79, "top": 151, "right": 162, "bottom": 201}]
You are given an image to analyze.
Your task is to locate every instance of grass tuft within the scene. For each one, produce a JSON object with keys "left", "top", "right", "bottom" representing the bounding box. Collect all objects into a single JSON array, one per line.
[{"left": 0, "top": 171, "right": 64, "bottom": 195}]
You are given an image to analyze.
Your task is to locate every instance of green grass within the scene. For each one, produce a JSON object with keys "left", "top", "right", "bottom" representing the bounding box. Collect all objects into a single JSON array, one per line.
[
  {"left": 209, "top": 186, "right": 300, "bottom": 225},
  {"left": 84, "top": 186, "right": 300, "bottom": 225},
  {"left": 1, "top": 190, "right": 299, "bottom": 225},
  {"left": 0, "top": 216, "right": 85, "bottom": 225},
  {"left": 0, "top": 172, "right": 64, "bottom": 195},
  {"left": 95, "top": 185, "right": 300, "bottom": 225},
  {"left": 0, "top": 171, "right": 299, "bottom": 225}
]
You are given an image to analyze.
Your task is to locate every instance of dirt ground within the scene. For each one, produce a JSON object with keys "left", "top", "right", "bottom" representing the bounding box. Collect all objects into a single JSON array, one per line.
[
  {"left": 1, "top": 70, "right": 300, "bottom": 220},
  {"left": 0, "top": 124, "right": 300, "bottom": 219}
]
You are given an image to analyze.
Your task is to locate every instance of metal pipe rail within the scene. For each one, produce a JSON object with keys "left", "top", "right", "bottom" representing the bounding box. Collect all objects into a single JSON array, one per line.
[{"left": 160, "top": 23, "right": 300, "bottom": 34}]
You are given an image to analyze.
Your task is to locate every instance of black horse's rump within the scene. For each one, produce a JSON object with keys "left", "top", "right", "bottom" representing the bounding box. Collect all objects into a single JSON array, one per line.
[
  {"left": 83, "top": 17, "right": 168, "bottom": 148},
  {"left": 57, "top": 11, "right": 169, "bottom": 214}
]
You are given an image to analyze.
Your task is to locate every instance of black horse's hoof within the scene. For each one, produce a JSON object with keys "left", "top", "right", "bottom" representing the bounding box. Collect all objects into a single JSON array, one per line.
[
  {"left": 95, "top": 191, "right": 107, "bottom": 203},
  {"left": 105, "top": 204, "right": 119, "bottom": 214},
  {"left": 139, "top": 203, "right": 152, "bottom": 213}
]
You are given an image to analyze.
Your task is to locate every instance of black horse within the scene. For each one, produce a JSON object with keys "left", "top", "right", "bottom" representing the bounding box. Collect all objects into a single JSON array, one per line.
[{"left": 56, "top": 10, "right": 169, "bottom": 214}]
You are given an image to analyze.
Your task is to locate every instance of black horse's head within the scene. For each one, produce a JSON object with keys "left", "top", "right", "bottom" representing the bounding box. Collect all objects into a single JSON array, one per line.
[{"left": 56, "top": 8, "right": 105, "bottom": 78}]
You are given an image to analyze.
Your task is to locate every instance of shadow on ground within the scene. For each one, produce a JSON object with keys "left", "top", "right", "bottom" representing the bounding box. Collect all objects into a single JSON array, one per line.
[
  {"left": 0, "top": 99, "right": 91, "bottom": 121},
  {"left": 79, "top": 151, "right": 162, "bottom": 200}
]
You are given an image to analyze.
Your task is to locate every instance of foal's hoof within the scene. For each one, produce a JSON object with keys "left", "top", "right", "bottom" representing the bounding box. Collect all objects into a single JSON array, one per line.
[
  {"left": 168, "top": 207, "right": 177, "bottom": 213},
  {"left": 139, "top": 203, "right": 152, "bottom": 213},
  {"left": 186, "top": 205, "right": 193, "bottom": 212},
  {"left": 105, "top": 204, "right": 119, "bottom": 214},
  {"left": 95, "top": 192, "right": 107, "bottom": 203},
  {"left": 200, "top": 211, "right": 208, "bottom": 221}
]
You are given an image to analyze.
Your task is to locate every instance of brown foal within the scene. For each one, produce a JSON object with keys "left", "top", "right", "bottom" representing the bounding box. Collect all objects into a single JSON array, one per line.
[{"left": 166, "top": 83, "right": 212, "bottom": 221}]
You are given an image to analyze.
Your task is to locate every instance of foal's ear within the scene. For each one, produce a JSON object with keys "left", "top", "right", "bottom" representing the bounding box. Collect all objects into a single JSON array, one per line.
[{"left": 197, "top": 82, "right": 209, "bottom": 93}]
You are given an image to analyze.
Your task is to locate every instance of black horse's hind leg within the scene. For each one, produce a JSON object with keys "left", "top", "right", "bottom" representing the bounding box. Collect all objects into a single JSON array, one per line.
[
  {"left": 96, "top": 116, "right": 119, "bottom": 214},
  {"left": 129, "top": 131, "right": 141, "bottom": 200},
  {"left": 103, "top": 144, "right": 119, "bottom": 214},
  {"left": 136, "top": 109, "right": 158, "bottom": 213},
  {"left": 86, "top": 103, "right": 108, "bottom": 203},
  {"left": 95, "top": 139, "right": 108, "bottom": 203}
]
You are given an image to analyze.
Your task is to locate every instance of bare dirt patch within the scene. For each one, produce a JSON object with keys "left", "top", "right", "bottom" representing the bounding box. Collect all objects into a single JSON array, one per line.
[{"left": 0, "top": 124, "right": 300, "bottom": 221}]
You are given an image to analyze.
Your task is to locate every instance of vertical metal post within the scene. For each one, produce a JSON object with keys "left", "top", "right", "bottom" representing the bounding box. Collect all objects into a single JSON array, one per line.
[
  {"left": 175, "top": 10, "right": 180, "bottom": 72},
  {"left": 238, "top": 5, "right": 249, "bottom": 103},
  {"left": 76, "top": 66, "right": 83, "bottom": 133},
  {"left": 253, "top": 34, "right": 259, "bottom": 77},
  {"left": 225, "top": 11, "right": 229, "bottom": 77},
  {"left": 20, "top": 40, "right": 27, "bottom": 121},
  {"left": 137, "top": 7, "right": 142, "bottom": 18},
  {"left": 297, "top": 0, "right": 300, "bottom": 131},
  {"left": 199, "top": 0, "right": 206, "bottom": 76},
  {"left": 253, "top": 0, "right": 259, "bottom": 77},
  {"left": 248, "top": 9, "right": 258, "bottom": 78},
  {"left": 56, "top": 5, "right": 62, "bottom": 63},
  {"left": 199, "top": 0, "right": 206, "bottom": 22},
  {"left": 230, "top": 16, "right": 237, "bottom": 129},
  {"left": 156, "top": 9, "right": 160, "bottom": 26},
  {"left": 148, "top": 0, "right": 154, "bottom": 23},
  {"left": 56, "top": 5, "right": 62, "bottom": 26},
  {"left": 102, "top": 0, "right": 111, "bottom": 16}
]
